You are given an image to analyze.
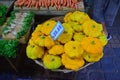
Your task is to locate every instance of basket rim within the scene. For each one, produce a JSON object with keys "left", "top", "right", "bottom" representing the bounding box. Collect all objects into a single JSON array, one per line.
[{"left": 34, "top": 60, "right": 94, "bottom": 73}]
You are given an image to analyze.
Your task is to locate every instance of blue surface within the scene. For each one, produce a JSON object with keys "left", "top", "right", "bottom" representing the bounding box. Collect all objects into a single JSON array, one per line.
[{"left": 75, "top": 8, "right": 120, "bottom": 80}]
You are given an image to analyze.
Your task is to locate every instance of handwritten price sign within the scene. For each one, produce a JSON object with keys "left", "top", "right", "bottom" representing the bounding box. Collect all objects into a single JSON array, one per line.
[{"left": 50, "top": 21, "right": 64, "bottom": 41}]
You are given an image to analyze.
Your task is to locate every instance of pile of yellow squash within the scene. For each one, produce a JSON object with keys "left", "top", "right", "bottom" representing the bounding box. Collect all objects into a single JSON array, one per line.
[{"left": 26, "top": 11, "right": 108, "bottom": 71}]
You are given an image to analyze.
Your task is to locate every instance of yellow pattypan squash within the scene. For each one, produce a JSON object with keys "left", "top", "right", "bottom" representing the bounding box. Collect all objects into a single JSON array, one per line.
[
  {"left": 28, "top": 38, "right": 34, "bottom": 45},
  {"left": 31, "top": 31, "right": 43, "bottom": 40},
  {"left": 98, "top": 32, "right": 108, "bottom": 46},
  {"left": 73, "top": 32, "right": 86, "bottom": 42},
  {"left": 64, "top": 12, "right": 72, "bottom": 22},
  {"left": 81, "top": 37, "right": 103, "bottom": 54},
  {"left": 58, "top": 23, "right": 74, "bottom": 43},
  {"left": 70, "top": 22, "right": 83, "bottom": 32},
  {"left": 45, "top": 36, "right": 55, "bottom": 49},
  {"left": 43, "top": 54, "right": 62, "bottom": 70},
  {"left": 70, "top": 11, "right": 90, "bottom": 24},
  {"left": 83, "top": 19, "right": 103, "bottom": 37},
  {"left": 83, "top": 52, "right": 104, "bottom": 62},
  {"left": 34, "top": 35, "right": 46, "bottom": 47},
  {"left": 48, "top": 45, "right": 64, "bottom": 55},
  {"left": 62, "top": 54, "right": 84, "bottom": 71},
  {"left": 26, "top": 43, "right": 44, "bottom": 60},
  {"left": 64, "top": 41, "right": 84, "bottom": 58},
  {"left": 40, "top": 20, "right": 57, "bottom": 35},
  {"left": 34, "top": 24, "right": 43, "bottom": 32}
]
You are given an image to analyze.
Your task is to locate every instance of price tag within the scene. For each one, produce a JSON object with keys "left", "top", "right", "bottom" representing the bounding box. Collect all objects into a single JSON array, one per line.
[{"left": 50, "top": 21, "right": 64, "bottom": 41}]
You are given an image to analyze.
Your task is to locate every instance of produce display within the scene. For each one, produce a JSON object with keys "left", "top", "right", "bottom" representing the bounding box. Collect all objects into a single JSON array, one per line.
[
  {"left": 14, "top": 0, "right": 81, "bottom": 10},
  {"left": 0, "top": 39, "right": 18, "bottom": 58},
  {"left": 1, "top": 11, "right": 34, "bottom": 43},
  {"left": 26, "top": 11, "right": 108, "bottom": 71},
  {"left": 0, "top": 4, "right": 7, "bottom": 26},
  {"left": 0, "top": 10, "right": 34, "bottom": 58}
]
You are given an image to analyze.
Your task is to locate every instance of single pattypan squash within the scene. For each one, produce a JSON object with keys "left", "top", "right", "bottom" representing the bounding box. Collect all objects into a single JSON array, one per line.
[
  {"left": 62, "top": 54, "right": 84, "bottom": 71},
  {"left": 73, "top": 32, "right": 86, "bottom": 42},
  {"left": 34, "top": 35, "right": 46, "bottom": 47},
  {"left": 70, "top": 22, "right": 83, "bottom": 32},
  {"left": 40, "top": 20, "right": 57, "bottom": 35},
  {"left": 43, "top": 54, "right": 62, "bottom": 70},
  {"left": 64, "top": 41, "right": 84, "bottom": 58},
  {"left": 83, "top": 19, "right": 103, "bottom": 37},
  {"left": 81, "top": 37, "right": 103, "bottom": 54},
  {"left": 26, "top": 43, "right": 44, "bottom": 60},
  {"left": 30, "top": 31, "right": 46, "bottom": 47},
  {"left": 83, "top": 52, "right": 103, "bottom": 62},
  {"left": 98, "top": 32, "right": 108, "bottom": 46},
  {"left": 45, "top": 35, "right": 55, "bottom": 49},
  {"left": 58, "top": 23, "right": 74, "bottom": 43},
  {"left": 28, "top": 38, "right": 34, "bottom": 45},
  {"left": 70, "top": 11, "right": 90, "bottom": 24},
  {"left": 31, "top": 31, "right": 43, "bottom": 40},
  {"left": 48, "top": 45, "right": 64, "bottom": 55},
  {"left": 64, "top": 12, "right": 72, "bottom": 23},
  {"left": 34, "top": 24, "right": 43, "bottom": 32}
]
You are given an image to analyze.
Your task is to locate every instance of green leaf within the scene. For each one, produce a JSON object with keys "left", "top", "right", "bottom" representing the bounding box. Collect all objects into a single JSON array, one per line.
[{"left": 2, "top": 27, "right": 9, "bottom": 34}]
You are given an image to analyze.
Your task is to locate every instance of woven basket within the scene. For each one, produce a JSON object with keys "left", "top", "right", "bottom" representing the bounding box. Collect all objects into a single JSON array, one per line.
[
  {"left": 35, "top": 60, "right": 94, "bottom": 73},
  {"left": 34, "top": 16, "right": 94, "bottom": 73}
]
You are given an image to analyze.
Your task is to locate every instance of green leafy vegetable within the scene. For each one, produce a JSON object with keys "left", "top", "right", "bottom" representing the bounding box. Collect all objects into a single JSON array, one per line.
[
  {"left": 2, "top": 26, "right": 9, "bottom": 34},
  {"left": 0, "top": 39, "right": 18, "bottom": 58},
  {"left": 0, "top": 16, "right": 6, "bottom": 26},
  {"left": 0, "top": 4, "right": 7, "bottom": 17},
  {"left": 16, "top": 12, "right": 34, "bottom": 39}
]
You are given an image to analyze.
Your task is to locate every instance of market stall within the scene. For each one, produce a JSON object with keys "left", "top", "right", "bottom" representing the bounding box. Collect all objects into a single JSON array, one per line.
[{"left": 0, "top": 0, "right": 108, "bottom": 79}]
